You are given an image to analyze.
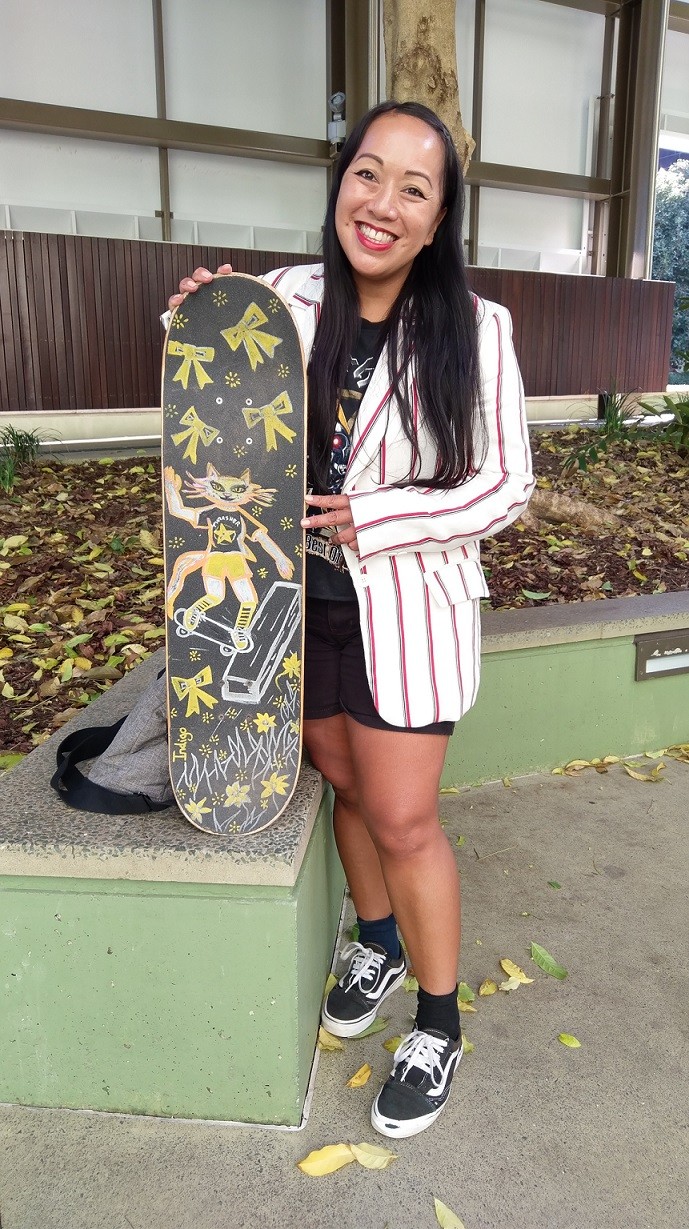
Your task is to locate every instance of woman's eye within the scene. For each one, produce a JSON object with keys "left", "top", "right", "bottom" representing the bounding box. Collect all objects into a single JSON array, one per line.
[
  {"left": 355, "top": 168, "right": 375, "bottom": 181},
  {"left": 405, "top": 185, "right": 426, "bottom": 198}
]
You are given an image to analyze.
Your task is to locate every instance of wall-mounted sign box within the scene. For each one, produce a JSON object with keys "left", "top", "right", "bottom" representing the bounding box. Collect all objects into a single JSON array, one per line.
[{"left": 634, "top": 629, "right": 689, "bottom": 682}]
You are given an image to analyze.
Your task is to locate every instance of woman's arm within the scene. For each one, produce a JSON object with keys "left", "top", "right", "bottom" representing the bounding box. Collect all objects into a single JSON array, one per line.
[{"left": 345, "top": 303, "right": 534, "bottom": 561}]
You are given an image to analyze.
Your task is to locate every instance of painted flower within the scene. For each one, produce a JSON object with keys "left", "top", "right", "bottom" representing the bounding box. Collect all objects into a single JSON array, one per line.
[
  {"left": 254, "top": 712, "right": 276, "bottom": 734},
  {"left": 261, "top": 772, "right": 289, "bottom": 800},
  {"left": 224, "top": 781, "right": 251, "bottom": 807},
  {"left": 225, "top": 371, "right": 241, "bottom": 388},
  {"left": 268, "top": 296, "right": 280, "bottom": 314},
  {"left": 280, "top": 517, "right": 293, "bottom": 531},
  {"left": 171, "top": 313, "right": 188, "bottom": 329},
  {"left": 285, "top": 464, "right": 297, "bottom": 478},
  {"left": 213, "top": 290, "right": 228, "bottom": 306},
  {"left": 280, "top": 652, "right": 301, "bottom": 681},
  {"left": 187, "top": 797, "right": 212, "bottom": 821},
  {"left": 278, "top": 363, "right": 290, "bottom": 377}
]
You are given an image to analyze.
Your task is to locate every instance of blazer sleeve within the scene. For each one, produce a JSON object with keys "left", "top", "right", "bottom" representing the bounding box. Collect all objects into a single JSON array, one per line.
[{"left": 348, "top": 302, "right": 534, "bottom": 561}]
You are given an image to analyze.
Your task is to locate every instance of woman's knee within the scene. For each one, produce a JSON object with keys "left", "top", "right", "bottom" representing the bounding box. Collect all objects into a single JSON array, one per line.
[{"left": 364, "top": 809, "right": 441, "bottom": 861}]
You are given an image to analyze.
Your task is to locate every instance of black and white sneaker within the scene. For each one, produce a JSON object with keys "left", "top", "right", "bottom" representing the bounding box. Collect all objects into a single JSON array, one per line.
[
  {"left": 321, "top": 941, "right": 407, "bottom": 1038},
  {"left": 371, "top": 1027, "right": 462, "bottom": 1139}
]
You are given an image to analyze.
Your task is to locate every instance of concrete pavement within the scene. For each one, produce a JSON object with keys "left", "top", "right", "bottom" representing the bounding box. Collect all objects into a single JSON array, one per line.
[{"left": 1, "top": 756, "right": 687, "bottom": 1229}]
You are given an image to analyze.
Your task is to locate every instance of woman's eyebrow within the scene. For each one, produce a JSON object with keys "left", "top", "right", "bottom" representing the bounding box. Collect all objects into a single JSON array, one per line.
[{"left": 352, "top": 152, "right": 433, "bottom": 188}]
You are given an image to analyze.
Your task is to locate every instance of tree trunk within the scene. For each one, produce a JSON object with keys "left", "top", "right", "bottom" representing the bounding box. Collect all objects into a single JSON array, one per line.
[
  {"left": 383, "top": 0, "right": 474, "bottom": 171},
  {"left": 526, "top": 489, "right": 621, "bottom": 532}
]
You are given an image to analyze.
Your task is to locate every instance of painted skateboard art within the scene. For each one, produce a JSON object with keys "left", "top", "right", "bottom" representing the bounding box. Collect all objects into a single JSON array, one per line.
[{"left": 162, "top": 274, "right": 306, "bottom": 834}]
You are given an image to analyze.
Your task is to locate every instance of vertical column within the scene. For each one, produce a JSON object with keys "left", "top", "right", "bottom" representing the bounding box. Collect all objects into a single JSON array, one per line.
[
  {"left": 467, "top": 0, "right": 485, "bottom": 269},
  {"left": 152, "top": 0, "right": 172, "bottom": 243},
  {"left": 607, "top": 0, "right": 670, "bottom": 278}
]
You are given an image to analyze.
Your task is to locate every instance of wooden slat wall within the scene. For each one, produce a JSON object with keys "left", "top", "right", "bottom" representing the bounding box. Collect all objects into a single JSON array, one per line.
[{"left": 0, "top": 231, "right": 675, "bottom": 412}]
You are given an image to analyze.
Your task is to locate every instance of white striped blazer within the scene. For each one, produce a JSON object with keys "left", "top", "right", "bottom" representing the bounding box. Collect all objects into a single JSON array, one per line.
[{"left": 265, "top": 263, "right": 534, "bottom": 728}]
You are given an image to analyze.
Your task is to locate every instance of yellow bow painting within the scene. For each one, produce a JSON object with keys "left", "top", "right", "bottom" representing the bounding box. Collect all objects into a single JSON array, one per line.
[
  {"left": 243, "top": 391, "right": 296, "bottom": 452},
  {"left": 171, "top": 406, "right": 219, "bottom": 463},
  {"left": 171, "top": 667, "right": 218, "bottom": 717},
  {"left": 167, "top": 341, "right": 215, "bottom": 390},
  {"left": 221, "top": 303, "right": 282, "bottom": 371}
]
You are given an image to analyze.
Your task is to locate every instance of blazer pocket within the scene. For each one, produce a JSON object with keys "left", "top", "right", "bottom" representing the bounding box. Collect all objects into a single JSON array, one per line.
[{"left": 423, "top": 559, "right": 490, "bottom": 607}]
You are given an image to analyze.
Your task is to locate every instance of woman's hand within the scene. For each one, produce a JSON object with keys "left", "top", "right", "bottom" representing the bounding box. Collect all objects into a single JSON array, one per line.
[
  {"left": 167, "top": 263, "right": 233, "bottom": 312},
  {"left": 302, "top": 494, "right": 359, "bottom": 554}
]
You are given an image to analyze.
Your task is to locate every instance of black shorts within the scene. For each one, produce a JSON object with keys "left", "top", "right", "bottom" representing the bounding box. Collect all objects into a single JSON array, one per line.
[{"left": 303, "top": 597, "right": 454, "bottom": 736}]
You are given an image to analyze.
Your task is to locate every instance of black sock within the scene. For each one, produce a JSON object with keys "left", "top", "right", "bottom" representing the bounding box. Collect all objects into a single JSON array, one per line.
[
  {"left": 356, "top": 913, "right": 402, "bottom": 961},
  {"left": 416, "top": 985, "right": 461, "bottom": 1041}
]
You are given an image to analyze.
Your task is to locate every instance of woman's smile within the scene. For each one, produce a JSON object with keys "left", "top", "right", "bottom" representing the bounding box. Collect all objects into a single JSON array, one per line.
[{"left": 355, "top": 222, "right": 398, "bottom": 250}]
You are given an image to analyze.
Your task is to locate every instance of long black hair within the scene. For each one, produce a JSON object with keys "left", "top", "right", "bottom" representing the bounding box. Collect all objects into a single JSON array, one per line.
[{"left": 307, "top": 99, "right": 484, "bottom": 492}]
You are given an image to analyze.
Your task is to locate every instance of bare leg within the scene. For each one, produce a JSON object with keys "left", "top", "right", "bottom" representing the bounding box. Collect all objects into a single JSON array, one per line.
[
  {"left": 303, "top": 714, "right": 392, "bottom": 922},
  {"left": 344, "top": 719, "right": 460, "bottom": 996}
]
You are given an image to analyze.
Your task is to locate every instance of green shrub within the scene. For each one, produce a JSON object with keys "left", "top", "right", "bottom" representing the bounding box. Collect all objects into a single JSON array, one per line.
[{"left": 639, "top": 394, "right": 689, "bottom": 455}]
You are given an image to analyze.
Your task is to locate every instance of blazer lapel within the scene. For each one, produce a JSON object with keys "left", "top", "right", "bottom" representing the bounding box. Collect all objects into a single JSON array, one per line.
[{"left": 285, "top": 267, "right": 323, "bottom": 360}]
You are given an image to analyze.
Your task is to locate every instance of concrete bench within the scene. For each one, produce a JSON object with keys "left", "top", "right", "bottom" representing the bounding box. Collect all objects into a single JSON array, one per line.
[{"left": 0, "top": 652, "right": 344, "bottom": 1127}]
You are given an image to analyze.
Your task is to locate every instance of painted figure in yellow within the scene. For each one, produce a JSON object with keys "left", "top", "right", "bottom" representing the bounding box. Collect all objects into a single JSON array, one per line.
[{"left": 164, "top": 463, "right": 294, "bottom": 651}]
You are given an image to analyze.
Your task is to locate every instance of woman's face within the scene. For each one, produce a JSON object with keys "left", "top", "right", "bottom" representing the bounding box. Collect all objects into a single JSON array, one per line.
[{"left": 334, "top": 112, "right": 447, "bottom": 312}]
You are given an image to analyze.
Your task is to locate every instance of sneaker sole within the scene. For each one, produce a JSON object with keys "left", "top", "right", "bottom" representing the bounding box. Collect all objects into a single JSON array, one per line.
[
  {"left": 370, "top": 1097, "right": 446, "bottom": 1139},
  {"left": 370, "top": 1045, "right": 463, "bottom": 1139},
  {"left": 320, "top": 965, "right": 407, "bottom": 1038}
]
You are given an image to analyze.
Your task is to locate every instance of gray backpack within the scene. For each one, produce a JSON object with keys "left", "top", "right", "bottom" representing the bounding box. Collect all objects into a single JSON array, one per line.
[{"left": 50, "top": 668, "right": 175, "bottom": 813}]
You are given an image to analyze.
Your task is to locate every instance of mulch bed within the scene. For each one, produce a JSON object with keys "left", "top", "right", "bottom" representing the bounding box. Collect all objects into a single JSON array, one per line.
[{"left": 1, "top": 429, "right": 687, "bottom": 758}]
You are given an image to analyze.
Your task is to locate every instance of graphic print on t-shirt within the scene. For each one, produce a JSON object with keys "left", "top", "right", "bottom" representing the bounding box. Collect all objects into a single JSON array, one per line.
[{"left": 306, "top": 323, "right": 383, "bottom": 592}]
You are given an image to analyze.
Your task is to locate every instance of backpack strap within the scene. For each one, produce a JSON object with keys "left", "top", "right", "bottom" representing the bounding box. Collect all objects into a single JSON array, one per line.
[{"left": 51, "top": 718, "right": 170, "bottom": 814}]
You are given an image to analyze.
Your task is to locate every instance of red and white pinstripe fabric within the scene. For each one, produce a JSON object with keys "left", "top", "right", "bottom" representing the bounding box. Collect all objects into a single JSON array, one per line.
[{"left": 266, "top": 264, "right": 534, "bottom": 728}]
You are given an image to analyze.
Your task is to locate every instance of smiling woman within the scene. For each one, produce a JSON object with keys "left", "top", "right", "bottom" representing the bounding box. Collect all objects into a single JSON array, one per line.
[
  {"left": 167, "top": 99, "right": 534, "bottom": 1142},
  {"left": 333, "top": 112, "right": 447, "bottom": 320}
]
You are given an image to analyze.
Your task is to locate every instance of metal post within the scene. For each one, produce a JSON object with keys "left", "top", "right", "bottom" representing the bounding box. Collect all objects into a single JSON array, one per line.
[
  {"left": 467, "top": 0, "right": 486, "bottom": 268},
  {"left": 152, "top": 0, "right": 172, "bottom": 242},
  {"left": 607, "top": 0, "right": 670, "bottom": 278},
  {"left": 630, "top": 0, "right": 670, "bottom": 276},
  {"left": 590, "top": 10, "right": 616, "bottom": 274}
]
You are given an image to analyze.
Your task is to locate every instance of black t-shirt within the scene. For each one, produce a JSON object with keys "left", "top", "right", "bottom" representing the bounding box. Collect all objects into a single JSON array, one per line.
[{"left": 306, "top": 319, "right": 385, "bottom": 601}]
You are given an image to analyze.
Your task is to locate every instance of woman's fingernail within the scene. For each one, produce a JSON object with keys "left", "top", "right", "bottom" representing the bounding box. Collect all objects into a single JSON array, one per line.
[{"left": 300, "top": 518, "right": 309, "bottom": 528}]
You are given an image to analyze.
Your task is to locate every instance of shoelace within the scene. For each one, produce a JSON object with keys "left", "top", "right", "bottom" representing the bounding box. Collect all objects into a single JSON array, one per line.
[
  {"left": 339, "top": 941, "right": 386, "bottom": 992},
  {"left": 392, "top": 1029, "right": 448, "bottom": 1083}
]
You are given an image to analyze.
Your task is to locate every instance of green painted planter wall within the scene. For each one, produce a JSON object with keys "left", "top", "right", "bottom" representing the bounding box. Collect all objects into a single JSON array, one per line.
[
  {"left": 0, "top": 795, "right": 345, "bottom": 1126},
  {"left": 444, "top": 634, "right": 689, "bottom": 785}
]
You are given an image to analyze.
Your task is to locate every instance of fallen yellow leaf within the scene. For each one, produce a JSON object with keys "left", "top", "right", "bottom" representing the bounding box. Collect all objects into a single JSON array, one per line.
[
  {"left": 564, "top": 759, "right": 593, "bottom": 771},
  {"left": 499, "top": 975, "right": 522, "bottom": 992},
  {"left": 499, "top": 958, "right": 534, "bottom": 984},
  {"left": 349, "top": 1142, "right": 397, "bottom": 1170},
  {"left": 623, "top": 761, "right": 666, "bottom": 782},
  {"left": 0, "top": 648, "right": 13, "bottom": 660},
  {"left": 297, "top": 1144, "right": 356, "bottom": 1176},
  {"left": 458, "top": 1000, "right": 477, "bottom": 1013},
  {"left": 317, "top": 1027, "right": 344, "bottom": 1052},
  {"left": 346, "top": 1063, "right": 372, "bottom": 1088},
  {"left": 434, "top": 1196, "right": 467, "bottom": 1228},
  {"left": 478, "top": 978, "right": 498, "bottom": 996},
  {"left": 558, "top": 1033, "right": 581, "bottom": 1048},
  {"left": 324, "top": 973, "right": 337, "bottom": 997},
  {"left": 383, "top": 1035, "right": 403, "bottom": 1053},
  {"left": 462, "top": 1036, "right": 475, "bottom": 1053},
  {"left": 74, "top": 656, "right": 92, "bottom": 670}
]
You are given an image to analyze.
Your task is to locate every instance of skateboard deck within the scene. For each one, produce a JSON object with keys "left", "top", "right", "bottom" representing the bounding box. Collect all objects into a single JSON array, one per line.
[{"left": 161, "top": 273, "right": 306, "bottom": 834}]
